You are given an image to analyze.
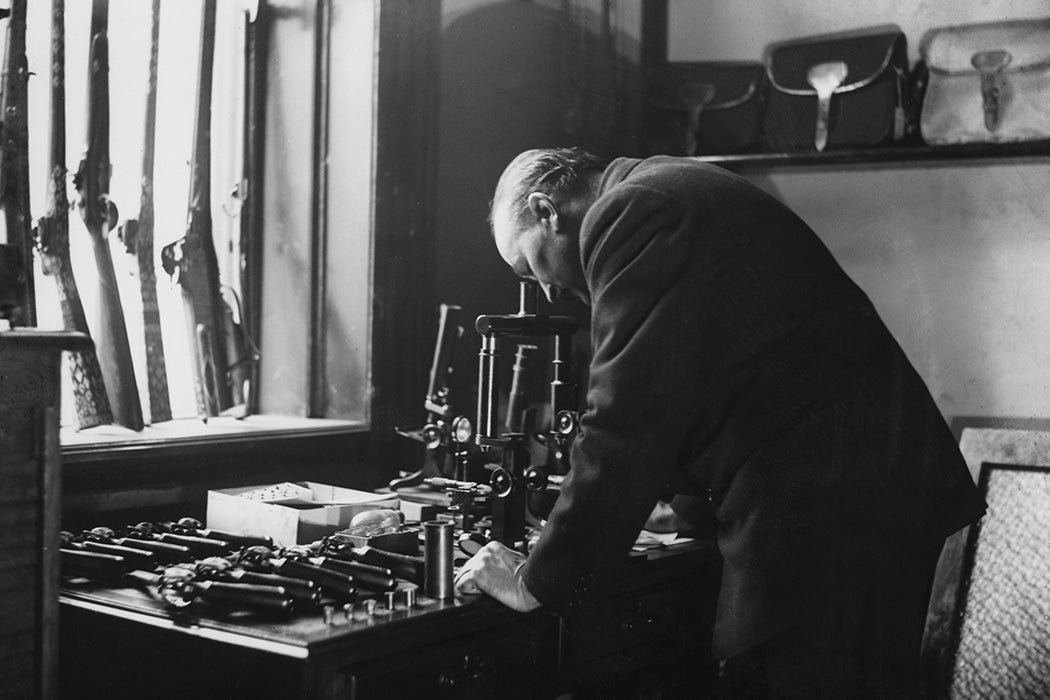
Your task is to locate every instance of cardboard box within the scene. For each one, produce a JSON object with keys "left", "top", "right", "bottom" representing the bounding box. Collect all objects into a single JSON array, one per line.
[
  {"left": 398, "top": 499, "right": 443, "bottom": 524},
  {"left": 327, "top": 527, "right": 422, "bottom": 555},
  {"left": 206, "top": 481, "right": 399, "bottom": 547}
]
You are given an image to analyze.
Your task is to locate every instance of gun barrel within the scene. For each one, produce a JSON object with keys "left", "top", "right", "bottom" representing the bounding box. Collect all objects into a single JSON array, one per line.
[
  {"left": 76, "top": 0, "right": 144, "bottom": 431},
  {"left": 349, "top": 546, "right": 426, "bottom": 587},
  {"left": 193, "top": 581, "right": 295, "bottom": 613},
  {"left": 80, "top": 540, "right": 156, "bottom": 570},
  {"left": 215, "top": 570, "right": 322, "bottom": 605},
  {"left": 267, "top": 559, "right": 357, "bottom": 601},
  {"left": 313, "top": 556, "right": 397, "bottom": 592},
  {"left": 1, "top": 0, "right": 36, "bottom": 325},
  {"left": 61, "top": 548, "right": 127, "bottom": 579},
  {"left": 168, "top": 0, "right": 237, "bottom": 418},
  {"left": 113, "top": 536, "right": 191, "bottom": 563}
]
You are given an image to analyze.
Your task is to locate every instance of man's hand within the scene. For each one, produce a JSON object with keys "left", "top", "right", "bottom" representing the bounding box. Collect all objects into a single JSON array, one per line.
[{"left": 453, "top": 541, "right": 541, "bottom": 612}]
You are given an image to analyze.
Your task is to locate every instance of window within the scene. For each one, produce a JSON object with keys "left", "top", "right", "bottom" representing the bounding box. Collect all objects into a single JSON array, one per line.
[
  {"left": 15, "top": 0, "right": 422, "bottom": 452},
  {"left": 28, "top": 0, "right": 245, "bottom": 428},
  {"left": 3, "top": 0, "right": 436, "bottom": 527}
]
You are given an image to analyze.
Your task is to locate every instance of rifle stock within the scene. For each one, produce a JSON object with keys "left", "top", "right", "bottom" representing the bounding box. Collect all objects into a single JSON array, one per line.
[
  {"left": 74, "top": 0, "right": 144, "bottom": 431},
  {"left": 161, "top": 0, "right": 256, "bottom": 420},
  {"left": 0, "top": 0, "right": 35, "bottom": 326},
  {"left": 118, "top": 0, "right": 171, "bottom": 424},
  {"left": 0, "top": 243, "right": 23, "bottom": 322},
  {"left": 35, "top": 0, "right": 113, "bottom": 430}
]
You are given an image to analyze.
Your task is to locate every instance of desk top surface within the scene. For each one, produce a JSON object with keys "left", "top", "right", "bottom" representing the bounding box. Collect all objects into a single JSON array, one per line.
[{"left": 61, "top": 540, "right": 718, "bottom": 660}]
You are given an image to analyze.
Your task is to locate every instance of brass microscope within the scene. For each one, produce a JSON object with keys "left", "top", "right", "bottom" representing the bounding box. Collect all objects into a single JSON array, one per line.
[{"left": 424, "top": 280, "right": 582, "bottom": 551}]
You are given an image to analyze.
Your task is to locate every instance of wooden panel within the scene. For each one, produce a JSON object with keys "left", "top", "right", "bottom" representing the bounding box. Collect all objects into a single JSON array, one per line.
[
  {"left": 0, "top": 335, "right": 75, "bottom": 700},
  {"left": 0, "top": 570, "right": 37, "bottom": 613},
  {"left": 560, "top": 544, "right": 721, "bottom": 697},
  {"left": 0, "top": 359, "right": 45, "bottom": 700},
  {"left": 0, "top": 653, "right": 35, "bottom": 699},
  {"left": 60, "top": 603, "right": 307, "bottom": 699},
  {"left": 61, "top": 426, "right": 370, "bottom": 530},
  {"left": 368, "top": 0, "right": 440, "bottom": 486},
  {"left": 346, "top": 617, "right": 559, "bottom": 699}
]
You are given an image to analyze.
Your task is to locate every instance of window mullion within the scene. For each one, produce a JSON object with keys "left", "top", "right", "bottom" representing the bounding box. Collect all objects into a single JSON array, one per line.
[{"left": 308, "top": 0, "right": 332, "bottom": 418}]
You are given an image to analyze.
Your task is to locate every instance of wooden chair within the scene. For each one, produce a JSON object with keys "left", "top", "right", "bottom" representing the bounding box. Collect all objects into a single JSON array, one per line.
[{"left": 922, "top": 421, "right": 1050, "bottom": 699}]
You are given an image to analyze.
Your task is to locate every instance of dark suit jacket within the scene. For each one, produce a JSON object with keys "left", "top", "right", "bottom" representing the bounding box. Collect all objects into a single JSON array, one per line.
[{"left": 519, "top": 156, "right": 985, "bottom": 658}]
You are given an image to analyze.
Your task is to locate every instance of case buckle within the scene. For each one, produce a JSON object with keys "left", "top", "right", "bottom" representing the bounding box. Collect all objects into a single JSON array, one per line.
[{"left": 971, "top": 49, "right": 1012, "bottom": 132}]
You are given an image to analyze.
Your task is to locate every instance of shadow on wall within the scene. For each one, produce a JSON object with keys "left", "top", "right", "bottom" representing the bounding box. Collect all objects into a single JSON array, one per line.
[{"left": 435, "top": 0, "right": 641, "bottom": 415}]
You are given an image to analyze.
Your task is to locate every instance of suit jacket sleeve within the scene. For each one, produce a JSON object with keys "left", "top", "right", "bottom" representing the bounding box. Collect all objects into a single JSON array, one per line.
[{"left": 520, "top": 183, "right": 709, "bottom": 614}]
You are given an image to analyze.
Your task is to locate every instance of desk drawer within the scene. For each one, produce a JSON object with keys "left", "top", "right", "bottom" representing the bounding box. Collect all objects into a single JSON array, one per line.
[
  {"left": 345, "top": 615, "right": 559, "bottom": 700},
  {"left": 560, "top": 563, "right": 720, "bottom": 694}
]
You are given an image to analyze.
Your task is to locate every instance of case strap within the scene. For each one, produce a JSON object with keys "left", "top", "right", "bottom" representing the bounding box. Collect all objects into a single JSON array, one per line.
[
  {"left": 807, "top": 61, "right": 848, "bottom": 151},
  {"left": 972, "top": 50, "right": 1012, "bottom": 131}
]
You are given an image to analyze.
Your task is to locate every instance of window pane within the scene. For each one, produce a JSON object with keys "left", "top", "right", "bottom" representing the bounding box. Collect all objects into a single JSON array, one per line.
[
  {"left": 23, "top": 0, "right": 376, "bottom": 432},
  {"left": 258, "top": 0, "right": 314, "bottom": 416},
  {"left": 26, "top": 1, "right": 252, "bottom": 427},
  {"left": 323, "top": 0, "right": 374, "bottom": 421}
]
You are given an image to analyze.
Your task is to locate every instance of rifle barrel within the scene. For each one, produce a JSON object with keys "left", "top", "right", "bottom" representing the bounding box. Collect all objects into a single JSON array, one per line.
[
  {"left": 76, "top": 0, "right": 144, "bottom": 430},
  {"left": 0, "top": 0, "right": 35, "bottom": 325},
  {"left": 125, "top": 0, "right": 171, "bottom": 424},
  {"left": 165, "top": 0, "right": 238, "bottom": 418},
  {"left": 35, "top": 0, "right": 114, "bottom": 429}
]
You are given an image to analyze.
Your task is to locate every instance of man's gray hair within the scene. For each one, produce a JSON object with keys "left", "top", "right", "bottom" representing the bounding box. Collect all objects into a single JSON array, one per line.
[{"left": 491, "top": 147, "right": 607, "bottom": 232}]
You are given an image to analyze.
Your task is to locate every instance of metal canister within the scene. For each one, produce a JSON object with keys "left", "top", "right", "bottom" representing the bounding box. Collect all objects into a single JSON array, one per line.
[{"left": 423, "top": 520, "right": 454, "bottom": 599}]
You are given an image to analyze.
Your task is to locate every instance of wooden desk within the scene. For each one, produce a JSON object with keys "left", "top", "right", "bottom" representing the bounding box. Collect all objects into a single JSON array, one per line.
[{"left": 60, "top": 541, "right": 720, "bottom": 699}]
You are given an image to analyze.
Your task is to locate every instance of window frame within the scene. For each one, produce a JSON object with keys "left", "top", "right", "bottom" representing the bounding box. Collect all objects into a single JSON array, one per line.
[{"left": 60, "top": 0, "right": 439, "bottom": 523}]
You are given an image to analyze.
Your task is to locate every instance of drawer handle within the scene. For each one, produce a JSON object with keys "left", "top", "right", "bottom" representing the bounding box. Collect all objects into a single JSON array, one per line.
[
  {"left": 620, "top": 610, "right": 658, "bottom": 632},
  {"left": 438, "top": 654, "right": 495, "bottom": 689}
]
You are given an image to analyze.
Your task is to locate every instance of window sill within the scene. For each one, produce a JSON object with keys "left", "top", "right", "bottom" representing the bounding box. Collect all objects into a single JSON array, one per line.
[
  {"left": 62, "top": 415, "right": 368, "bottom": 464},
  {"left": 60, "top": 416, "right": 377, "bottom": 527}
]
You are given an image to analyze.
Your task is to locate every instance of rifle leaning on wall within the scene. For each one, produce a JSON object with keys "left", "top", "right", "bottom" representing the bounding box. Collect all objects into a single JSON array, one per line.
[
  {"left": 74, "top": 0, "right": 144, "bottom": 431},
  {"left": 162, "top": 0, "right": 257, "bottom": 421},
  {"left": 117, "top": 0, "right": 171, "bottom": 424},
  {"left": 0, "top": 0, "right": 35, "bottom": 327},
  {"left": 36, "top": 0, "right": 113, "bottom": 429}
]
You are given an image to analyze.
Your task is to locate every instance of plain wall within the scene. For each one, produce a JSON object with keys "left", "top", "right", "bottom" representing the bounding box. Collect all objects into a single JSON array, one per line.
[
  {"left": 666, "top": 0, "right": 1050, "bottom": 420},
  {"left": 435, "top": 0, "right": 641, "bottom": 413},
  {"left": 437, "top": 0, "right": 1050, "bottom": 423}
]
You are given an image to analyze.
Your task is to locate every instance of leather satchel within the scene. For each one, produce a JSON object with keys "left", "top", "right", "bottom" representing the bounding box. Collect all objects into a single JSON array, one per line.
[
  {"left": 643, "top": 61, "right": 767, "bottom": 156},
  {"left": 763, "top": 25, "right": 910, "bottom": 151},
  {"left": 919, "top": 18, "right": 1050, "bottom": 145}
]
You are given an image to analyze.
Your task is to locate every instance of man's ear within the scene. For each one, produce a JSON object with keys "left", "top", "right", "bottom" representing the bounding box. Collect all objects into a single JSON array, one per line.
[{"left": 526, "top": 192, "right": 560, "bottom": 233}]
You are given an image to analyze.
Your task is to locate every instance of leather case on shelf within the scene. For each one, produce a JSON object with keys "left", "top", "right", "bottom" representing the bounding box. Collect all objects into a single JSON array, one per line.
[
  {"left": 919, "top": 17, "right": 1050, "bottom": 145},
  {"left": 643, "top": 61, "right": 768, "bottom": 156},
  {"left": 762, "top": 25, "right": 910, "bottom": 152}
]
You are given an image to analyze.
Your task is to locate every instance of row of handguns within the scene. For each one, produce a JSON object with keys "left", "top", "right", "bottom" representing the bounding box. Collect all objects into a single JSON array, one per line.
[{"left": 61, "top": 517, "right": 427, "bottom": 617}]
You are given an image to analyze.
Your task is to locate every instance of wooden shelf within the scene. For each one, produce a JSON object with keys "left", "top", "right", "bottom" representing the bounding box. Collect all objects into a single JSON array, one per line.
[{"left": 695, "top": 139, "right": 1050, "bottom": 172}]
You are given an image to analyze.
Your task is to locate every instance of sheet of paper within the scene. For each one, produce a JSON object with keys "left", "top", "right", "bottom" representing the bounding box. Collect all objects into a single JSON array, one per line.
[
  {"left": 236, "top": 481, "right": 315, "bottom": 504},
  {"left": 632, "top": 530, "right": 695, "bottom": 551}
]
